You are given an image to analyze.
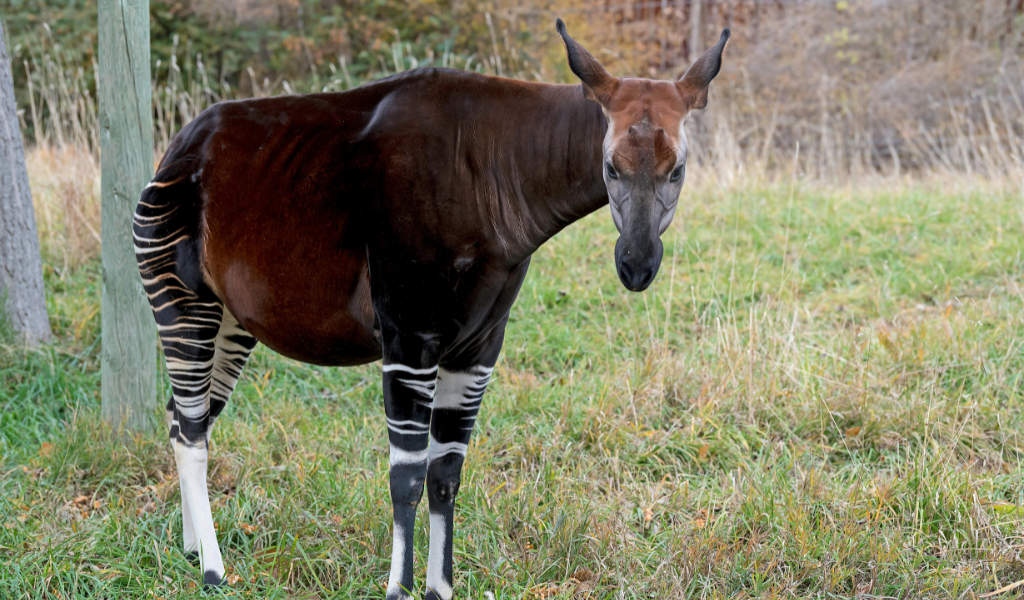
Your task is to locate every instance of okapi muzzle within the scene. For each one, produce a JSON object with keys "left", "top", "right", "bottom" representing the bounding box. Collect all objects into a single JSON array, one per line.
[
  {"left": 612, "top": 194, "right": 666, "bottom": 292},
  {"left": 557, "top": 19, "right": 730, "bottom": 292}
]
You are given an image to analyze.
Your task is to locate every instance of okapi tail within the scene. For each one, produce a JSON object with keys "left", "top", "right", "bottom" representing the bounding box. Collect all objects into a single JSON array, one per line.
[{"left": 132, "top": 163, "right": 208, "bottom": 299}]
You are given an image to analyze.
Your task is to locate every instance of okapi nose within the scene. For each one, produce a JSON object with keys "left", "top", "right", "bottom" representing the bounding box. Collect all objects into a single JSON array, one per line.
[
  {"left": 614, "top": 237, "right": 663, "bottom": 292},
  {"left": 616, "top": 259, "right": 657, "bottom": 291}
]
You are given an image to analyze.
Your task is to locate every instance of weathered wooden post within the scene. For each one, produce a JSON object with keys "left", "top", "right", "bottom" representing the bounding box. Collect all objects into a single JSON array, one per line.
[{"left": 98, "top": 0, "right": 158, "bottom": 431}]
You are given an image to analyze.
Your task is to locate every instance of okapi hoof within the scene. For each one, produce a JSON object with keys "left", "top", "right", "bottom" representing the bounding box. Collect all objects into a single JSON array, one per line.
[
  {"left": 184, "top": 551, "right": 199, "bottom": 565},
  {"left": 203, "top": 570, "right": 224, "bottom": 589}
]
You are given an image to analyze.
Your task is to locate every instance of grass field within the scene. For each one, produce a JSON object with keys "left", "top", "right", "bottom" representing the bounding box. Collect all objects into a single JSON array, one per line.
[{"left": 3, "top": 177, "right": 1024, "bottom": 599}]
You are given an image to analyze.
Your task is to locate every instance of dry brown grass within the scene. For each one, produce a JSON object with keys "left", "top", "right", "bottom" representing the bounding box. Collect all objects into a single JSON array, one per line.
[
  {"left": 681, "top": 0, "right": 1024, "bottom": 181},
  {"left": 25, "top": 144, "right": 101, "bottom": 269}
]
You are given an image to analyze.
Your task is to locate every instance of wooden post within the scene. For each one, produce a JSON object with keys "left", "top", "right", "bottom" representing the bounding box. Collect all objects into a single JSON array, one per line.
[
  {"left": 688, "top": 0, "right": 703, "bottom": 63},
  {"left": 98, "top": 0, "right": 158, "bottom": 432},
  {"left": 0, "top": 19, "right": 52, "bottom": 346}
]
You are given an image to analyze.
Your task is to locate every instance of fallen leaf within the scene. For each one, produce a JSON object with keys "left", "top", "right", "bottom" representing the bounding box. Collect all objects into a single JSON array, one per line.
[
  {"left": 698, "top": 444, "right": 709, "bottom": 461},
  {"left": 845, "top": 426, "right": 861, "bottom": 437},
  {"left": 571, "top": 567, "right": 598, "bottom": 592},
  {"left": 39, "top": 442, "right": 54, "bottom": 457}
]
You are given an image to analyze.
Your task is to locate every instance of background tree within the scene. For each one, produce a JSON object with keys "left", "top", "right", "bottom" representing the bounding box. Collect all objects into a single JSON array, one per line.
[{"left": 0, "top": 19, "right": 52, "bottom": 346}]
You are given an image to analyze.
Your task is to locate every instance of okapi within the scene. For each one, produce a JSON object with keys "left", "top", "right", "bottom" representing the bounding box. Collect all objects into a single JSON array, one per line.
[{"left": 134, "top": 19, "right": 729, "bottom": 598}]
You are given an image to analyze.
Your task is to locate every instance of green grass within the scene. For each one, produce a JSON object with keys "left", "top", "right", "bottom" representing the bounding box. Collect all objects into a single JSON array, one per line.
[{"left": 3, "top": 180, "right": 1024, "bottom": 599}]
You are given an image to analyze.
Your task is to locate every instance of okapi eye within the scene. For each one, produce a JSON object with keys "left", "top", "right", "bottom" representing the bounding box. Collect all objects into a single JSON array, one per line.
[
  {"left": 670, "top": 165, "right": 684, "bottom": 183},
  {"left": 606, "top": 162, "right": 619, "bottom": 180}
]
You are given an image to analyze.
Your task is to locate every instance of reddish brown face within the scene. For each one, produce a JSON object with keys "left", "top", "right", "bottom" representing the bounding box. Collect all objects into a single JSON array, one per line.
[{"left": 557, "top": 20, "right": 729, "bottom": 291}]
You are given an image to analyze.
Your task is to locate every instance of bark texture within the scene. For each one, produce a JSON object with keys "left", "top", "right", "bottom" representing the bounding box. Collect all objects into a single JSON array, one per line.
[
  {"left": 99, "top": 0, "right": 158, "bottom": 431},
  {"left": 0, "top": 20, "right": 52, "bottom": 345}
]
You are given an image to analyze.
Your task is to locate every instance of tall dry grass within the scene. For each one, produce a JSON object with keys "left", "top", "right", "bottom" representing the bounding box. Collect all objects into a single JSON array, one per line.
[
  {"left": 25, "top": 146, "right": 100, "bottom": 270},
  {"left": 19, "top": 27, "right": 100, "bottom": 268}
]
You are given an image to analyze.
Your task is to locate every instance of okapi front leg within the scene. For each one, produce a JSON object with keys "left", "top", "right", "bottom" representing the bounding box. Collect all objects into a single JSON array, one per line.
[
  {"left": 383, "top": 360, "right": 439, "bottom": 600},
  {"left": 425, "top": 365, "right": 493, "bottom": 600}
]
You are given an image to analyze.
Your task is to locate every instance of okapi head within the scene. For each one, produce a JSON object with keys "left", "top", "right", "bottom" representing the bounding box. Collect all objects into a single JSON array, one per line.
[{"left": 556, "top": 19, "right": 729, "bottom": 292}]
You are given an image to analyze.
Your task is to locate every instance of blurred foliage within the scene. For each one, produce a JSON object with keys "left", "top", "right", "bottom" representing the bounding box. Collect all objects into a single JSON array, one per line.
[
  {"left": 2, "top": 0, "right": 98, "bottom": 67},
  {"left": 1, "top": 0, "right": 563, "bottom": 101},
  {"left": 4, "top": 0, "right": 620, "bottom": 146},
  {"left": 6, "top": 0, "right": 1024, "bottom": 178}
]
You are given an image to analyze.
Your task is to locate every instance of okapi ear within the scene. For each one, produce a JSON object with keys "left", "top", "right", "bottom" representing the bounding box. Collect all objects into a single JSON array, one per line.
[
  {"left": 556, "top": 18, "right": 618, "bottom": 106},
  {"left": 678, "top": 28, "right": 730, "bottom": 111}
]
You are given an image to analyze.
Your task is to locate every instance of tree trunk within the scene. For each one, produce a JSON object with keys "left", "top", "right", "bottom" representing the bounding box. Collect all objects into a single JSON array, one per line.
[
  {"left": 0, "top": 20, "right": 52, "bottom": 346},
  {"left": 99, "top": 0, "right": 159, "bottom": 432}
]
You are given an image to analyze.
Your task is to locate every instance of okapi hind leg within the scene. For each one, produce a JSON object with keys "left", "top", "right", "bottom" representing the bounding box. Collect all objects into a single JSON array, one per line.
[
  {"left": 167, "top": 309, "right": 256, "bottom": 587},
  {"left": 167, "top": 311, "right": 257, "bottom": 567},
  {"left": 155, "top": 289, "right": 225, "bottom": 586},
  {"left": 135, "top": 176, "right": 229, "bottom": 587},
  {"left": 154, "top": 289, "right": 225, "bottom": 586},
  {"left": 207, "top": 310, "right": 258, "bottom": 440},
  {"left": 166, "top": 394, "right": 200, "bottom": 564}
]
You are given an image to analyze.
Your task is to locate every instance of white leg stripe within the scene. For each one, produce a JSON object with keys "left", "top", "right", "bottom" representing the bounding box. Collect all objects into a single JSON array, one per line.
[
  {"left": 426, "top": 512, "right": 452, "bottom": 600},
  {"left": 389, "top": 426, "right": 431, "bottom": 436},
  {"left": 390, "top": 445, "right": 429, "bottom": 466},
  {"left": 386, "top": 417, "right": 429, "bottom": 430},
  {"left": 133, "top": 236, "right": 189, "bottom": 254},
  {"left": 428, "top": 437, "right": 468, "bottom": 462},
  {"left": 383, "top": 363, "right": 439, "bottom": 376},
  {"left": 397, "top": 377, "right": 436, "bottom": 398},
  {"left": 433, "top": 366, "right": 492, "bottom": 410}
]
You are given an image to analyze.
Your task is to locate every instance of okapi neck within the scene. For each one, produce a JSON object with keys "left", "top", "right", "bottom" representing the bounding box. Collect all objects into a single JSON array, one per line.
[{"left": 493, "top": 83, "right": 610, "bottom": 263}]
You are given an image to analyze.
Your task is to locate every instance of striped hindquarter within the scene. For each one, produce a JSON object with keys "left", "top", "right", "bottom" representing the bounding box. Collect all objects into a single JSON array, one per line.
[{"left": 134, "top": 178, "right": 256, "bottom": 586}]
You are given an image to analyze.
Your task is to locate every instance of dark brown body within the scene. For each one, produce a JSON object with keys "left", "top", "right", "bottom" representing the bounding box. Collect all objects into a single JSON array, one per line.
[{"left": 162, "top": 69, "right": 609, "bottom": 367}]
